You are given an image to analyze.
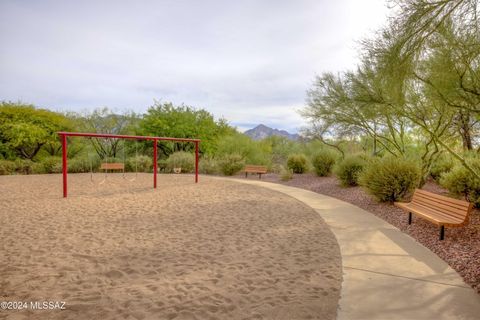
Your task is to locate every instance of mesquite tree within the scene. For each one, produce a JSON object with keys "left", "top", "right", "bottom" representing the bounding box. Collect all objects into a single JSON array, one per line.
[{"left": 302, "top": 0, "right": 480, "bottom": 182}]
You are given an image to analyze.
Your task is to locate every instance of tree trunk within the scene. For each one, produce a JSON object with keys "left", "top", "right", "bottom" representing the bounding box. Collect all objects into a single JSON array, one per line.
[{"left": 458, "top": 111, "right": 473, "bottom": 150}]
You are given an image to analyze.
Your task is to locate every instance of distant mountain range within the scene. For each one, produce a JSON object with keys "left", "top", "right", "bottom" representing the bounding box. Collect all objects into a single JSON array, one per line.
[{"left": 244, "top": 124, "right": 300, "bottom": 141}]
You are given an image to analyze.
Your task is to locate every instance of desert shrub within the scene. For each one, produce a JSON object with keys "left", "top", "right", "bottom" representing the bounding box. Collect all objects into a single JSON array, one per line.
[
  {"left": 440, "top": 159, "right": 480, "bottom": 207},
  {"left": 157, "top": 159, "right": 168, "bottom": 172},
  {"left": 14, "top": 159, "right": 34, "bottom": 174},
  {"left": 68, "top": 159, "right": 86, "bottom": 173},
  {"left": 311, "top": 150, "right": 337, "bottom": 176},
  {"left": 126, "top": 155, "right": 153, "bottom": 172},
  {"left": 219, "top": 154, "right": 245, "bottom": 176},
  {"left": 270, "top": 163, "right": 284, "bottom": 174},
  {"left": 68, "top": 157, "right": 96, "bottom": 173},
  {"left": 430, "top": 155, "right": 455, "bottom": 181},
  {"left": 359, "top": 157, "right": 420, "bottom": 202},
  {"left": 199, "top": 157, "right": 218, "bottom": 174},
  {"left": 287, "top": 154, "right": 308, "bottom": 174},
  {"left": 166, "top": 152, "right": 194, "bottom": 173},
  {"left": 0, "top": 160, "right": 16, "bottom": 175},
  {"left": 31, "top": 162, "right": 46, "bottom": 174},
  {"left": 40, "top": 156, "right": 62, "bottom": 173},
  {"left": 334, "top": 156, "right": 366, "bottom": 186},
  {"left": 216, "top": 133, "right": 270, "bottom": 166},
  {"left": 279, "top": 165, "right": 293, "bottom": 181}
]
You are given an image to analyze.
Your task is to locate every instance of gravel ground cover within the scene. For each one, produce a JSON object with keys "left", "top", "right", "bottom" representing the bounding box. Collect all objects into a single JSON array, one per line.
[{"left": 255, "top": 173, "right": 480, "bottom": 294}]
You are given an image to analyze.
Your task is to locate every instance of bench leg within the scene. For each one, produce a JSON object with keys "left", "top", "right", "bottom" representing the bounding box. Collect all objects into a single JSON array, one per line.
[
  {"left": 258, "top": 173, "right": 262, "bottom": 179},
  {"left": 245, "top": 172, "right": 248, "bottom": 178},
  {"left": 439, "top": 226, "right": 445, "bottom": 241},
  {"left": 408, "top": 212, "right": 412, "bottom": 225}
]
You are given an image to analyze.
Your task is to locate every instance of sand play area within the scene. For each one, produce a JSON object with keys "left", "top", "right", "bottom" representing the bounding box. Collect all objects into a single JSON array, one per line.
[{"left": 0, "top": 173, "right": 342, "bottom": 320}]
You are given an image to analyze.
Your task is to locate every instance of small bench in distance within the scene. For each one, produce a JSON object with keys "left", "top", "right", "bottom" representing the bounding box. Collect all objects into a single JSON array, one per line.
[
  {"left": 244, "top": 165, "right": 267, "bottom": 179},
  {"left": 394, "top": 189, "right": 473, "bottom": 240},
  {"left": 100, "top": 163, "right": 125, "bottom": 171}
]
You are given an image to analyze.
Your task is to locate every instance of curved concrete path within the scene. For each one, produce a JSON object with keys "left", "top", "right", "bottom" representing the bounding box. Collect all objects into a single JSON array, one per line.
[{"left": 216, "top": 177, "right": 480, "bottom": 320}]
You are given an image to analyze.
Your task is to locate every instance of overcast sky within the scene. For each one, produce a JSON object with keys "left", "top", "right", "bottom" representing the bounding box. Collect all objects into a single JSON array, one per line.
[{"left": 0, "top": 0, "right": 390, "bottom": 133}]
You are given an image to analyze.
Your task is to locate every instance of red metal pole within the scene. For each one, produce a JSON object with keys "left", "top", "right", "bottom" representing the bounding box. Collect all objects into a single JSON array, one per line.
[
  {"left": 195, "top": 141, "right": 199, "bottom": 183},
  {"left": 153, "top": 139, "right": 157, "bottom": 188},
  {"left": 61, "top": 134, "right": 68, "bottom": 198}
]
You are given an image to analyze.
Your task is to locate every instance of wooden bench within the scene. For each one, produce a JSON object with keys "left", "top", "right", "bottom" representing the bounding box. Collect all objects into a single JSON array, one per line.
[
  {"left": 100, "top": 163, "right": 125, "bottom": 171},
  {"left": 394, "top": 189, "right": 473, "bottom": 240},
  {"left": 244, "top": 165, "right": 268, "bottom": 179}
]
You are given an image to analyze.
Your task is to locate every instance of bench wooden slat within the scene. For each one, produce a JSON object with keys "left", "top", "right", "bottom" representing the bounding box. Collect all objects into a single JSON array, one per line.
[
  {"left": 394, "top": 189, "right": 472, "bottom": 240},
  {"left": 100, "top": 163, "right": 125, "bottom": 170},
  {"left": 403, "top": 204, "right": 466, "bottom": 226},
  {"left": 411, "top": 196, "right": 470, "bottom": 219},
  {"left": 414, "top": 189, "right": 471, "bottom": 207},
  {"left": 413, "top": 192, "right": 471, "bottom": 211},
  {"left": 244, "top": 165, "right": 267, "bottom": 179},
  {"left": 412, "top": 204, "right": 466, "bottom": 223},
  {"left": 244, "top": 165, "right": 267, "bottom": 173}
]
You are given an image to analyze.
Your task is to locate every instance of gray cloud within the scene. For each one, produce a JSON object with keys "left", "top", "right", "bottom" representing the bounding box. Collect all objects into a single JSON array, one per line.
[{"left": 0, "top": 0, "right": 389, "bottom": 133}]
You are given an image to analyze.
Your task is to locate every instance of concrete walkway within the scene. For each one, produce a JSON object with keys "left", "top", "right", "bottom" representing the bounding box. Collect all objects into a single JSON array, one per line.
[{"left": 221, "top": 177, "right": 480, "bottom": 320}]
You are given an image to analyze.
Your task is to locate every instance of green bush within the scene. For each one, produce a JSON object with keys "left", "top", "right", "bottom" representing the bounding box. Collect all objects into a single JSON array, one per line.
[
  {"left": 334, "top": 156, "right": 366, "bottom": 186},
  {"left": 280, "top": 165, "right": 293, "bottom": 181},
  {"left": 430, "top": 155, "right": 455, "bottom": 181},
  {"left": 359, "top": 157, "right": 420, "bottom": 202},
  {"left": 199, "top": 157, "right": 218, "bottom": 174},
  {"left": 219, "top": 154, "right": 245, "bottom": 176},
  {"left": 166, "top": 152, "right": 194, "bottom": 173},
  {"left": 440, "top": 159, "right": 480, "bottom": 207},
  {"left": 32, "top": 162, "right": 46, "bottom": 174},
  {"left": 287, "top": 154, "right": 308, "bottom": 174},
  {"left": 216, "top": 133, "right": 270, "bottom": 166},
  {"left": 126, "top": 155, "right": 153, "bottom": 172},
  {"left": 68, "top": 157, "right": 95, "bottom": 173},
  {"left": 270, "top": 163, "right": 284, "bottom": 174},
  {"left": 157, "top": 159, "right": 168, "bottom": 172},
  {"left": 0, "top": 160, "right": 16, "bottom": 175},
  {"left": 14, "top": 159, "right": 34, "bottom": 174},
  {"left": 311, "top": 150, "right": 337, "bottom": 176},
  {"left": 40, "top": 156, "right": 62, "bottom": 173}
]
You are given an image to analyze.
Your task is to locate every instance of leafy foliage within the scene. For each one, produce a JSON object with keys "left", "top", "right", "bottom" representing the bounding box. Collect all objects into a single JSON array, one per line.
[
  {"left": 14, "top": 159, "right": 35, "bottom": 174},
  {"left": 301, "top": 0, "right": 480, "bottom": 181},
  {"left": 359, "top": 157, "right": 421, "bottom": 202},
  {"left": 80, "top": 107, "right": 138, "bottom": 159},
  {"left": 430, "top": 155, "right": 455, "bottom": 181},
  {"left": 166, "top": 152, "right": 195, "bottom": 173},
  {"left": 67, "top": 157, "right": 97, "bottom": 173},
  {"left": 216, "top": 133, "right": 271, "bottom": 166},
  {"left": 440, "top": 158, "right": 480, "bottom": 207},
  {"left": 0, "top": 102, "right": 72, "bottom": 159},
  {"left": 279, "top": 165, "right": 293, "bottom": 181},
  {"left": 139, "top": 101, "right": 234, "bottom": 156},
  {"left": 219, "top": 154, "right": 245, "bottom": 176},
  {"left": 40, "top": 156, "right": 62, "bottom": 174},
  {"left": 287, "top": 154, "right": 308, "bottom": 174},
  {"left": 334, "top": 156, "right": 366, "bottom": 186},
  {"left": 0, "top": 160, "right": 16, "bottom": 175},
  {"left": 311, "top": 150, "right": 337, "bottom": 176},
  {"left": 125, "top": 155, "right": 152, "bottom": 173},
  {"left": 199, "top": 156, "right": 219, "bottom": 174}
]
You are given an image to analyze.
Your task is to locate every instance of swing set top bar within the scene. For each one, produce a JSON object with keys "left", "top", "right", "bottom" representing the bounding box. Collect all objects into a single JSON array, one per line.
[
  {"left": 58, "top": 131, "right": 200, "bottom": 142},
  {"left": 58, "top": 132, "right": 200, "bottom": 198}
]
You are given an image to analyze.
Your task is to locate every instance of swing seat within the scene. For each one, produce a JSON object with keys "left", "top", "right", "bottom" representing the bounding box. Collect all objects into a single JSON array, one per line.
[{"left": 101, "top": 163, "right": 125, "bottom": 170}]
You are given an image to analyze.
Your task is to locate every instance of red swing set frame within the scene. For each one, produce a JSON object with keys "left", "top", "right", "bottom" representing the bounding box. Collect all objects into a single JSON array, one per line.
[{"left": 58, "top": 132, "right": 200, "bottom": 198}]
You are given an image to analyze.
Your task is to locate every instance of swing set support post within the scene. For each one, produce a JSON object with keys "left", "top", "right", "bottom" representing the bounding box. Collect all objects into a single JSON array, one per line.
[
  {"left": 58, "top": 132, "right": 200, "bottom": 198},
  {"left": 153, "top": 139, "right": 158, "bottom": 189},
  {"left": 195, "top": 141, "right": 199, "bottom": 183},
  {"left": 62, "top": 133, "right": 68, "bottom": 198}
]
